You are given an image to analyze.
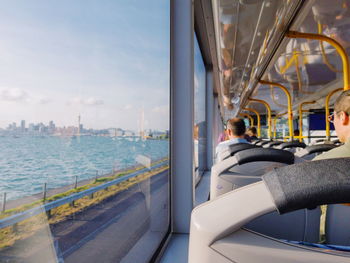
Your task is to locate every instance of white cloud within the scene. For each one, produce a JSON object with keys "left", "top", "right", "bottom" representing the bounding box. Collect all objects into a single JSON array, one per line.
[
  {"left": 85, "top": 97, "right": 104, "bottom": 106},
  {"left": 123, "top": 104, "right": 133, "bottom": 110},
  {"left": 34, "top": 96, "right": 51, "bottom": 104},
  {"left": 68, "top": 97, "right": 104, "bottom": 106},
  {"left": 152, "top": 105, "right": 169, "bottom": 115},
  {"left": 0, "top": 88, "right": 28, "bottom": 102}
]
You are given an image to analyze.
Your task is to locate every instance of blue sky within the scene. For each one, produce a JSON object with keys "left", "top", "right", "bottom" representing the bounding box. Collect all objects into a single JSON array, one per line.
[{"left": 0, "top": 1, "right": 170, "bottom": 130}]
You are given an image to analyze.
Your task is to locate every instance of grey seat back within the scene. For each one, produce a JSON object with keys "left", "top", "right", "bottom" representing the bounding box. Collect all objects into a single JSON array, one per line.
[
  {"left": 216, "top": 143, "right": 258, "bottom": 163},
  {"left": 326, "top": 204, "right": 350, "bottom": 245},
  {"left": 211, "top": 148, "right": 297, "bottom": 199},
  {"left": 296, "top": 144, "right": 337, "bottom": 160},
  {"left": 245, "top": 208, "right": 320, "bottom": 243},
  {"left": 190, "top": 159, "right": 350, "bottom": 263},
  {"left": 263, "top": 141, "right": 284, "bottom": 148},
  {"left": 255, "top": 140, "right": 270, "bottom": 146}
]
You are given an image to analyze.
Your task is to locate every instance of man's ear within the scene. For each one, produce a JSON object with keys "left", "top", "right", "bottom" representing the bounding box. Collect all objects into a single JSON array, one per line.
[
  {"left": 227, "top": 129, "right": 232, "bottom": 137},
  {"left": 343, "top": 112, "right": 350, "bottom": 125}
]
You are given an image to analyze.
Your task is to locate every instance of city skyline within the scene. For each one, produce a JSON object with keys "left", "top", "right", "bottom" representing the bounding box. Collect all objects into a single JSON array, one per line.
[{"left": 1, "top": 116, "right": 168, "bottom": 134}]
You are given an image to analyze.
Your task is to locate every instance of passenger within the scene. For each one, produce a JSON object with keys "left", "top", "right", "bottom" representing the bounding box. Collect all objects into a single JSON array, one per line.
[
  {"left": 314, "top": 90, "right": 350, "bottom": 160},
  {"left": 294, "top": 129, "right": 300, "bottom": 137},
  {"left": 215, "top": 118, "right": 248, "bottom": 155},
  {"left": 244, "top": 133, "right": 251, "bottom": 143},
  {"left": 217, "top": 131, "right": 227, "bottom": 143},
  {"left": 246, "top": 127, "right": 258, "bottom": 141}
]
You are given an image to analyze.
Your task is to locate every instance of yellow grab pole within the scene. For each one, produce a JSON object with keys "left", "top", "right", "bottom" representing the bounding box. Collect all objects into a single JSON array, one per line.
[
  {"left": 325, "top": 88, "right": 343, "bottom": 140},
  {"left": 244, "top": 108, "right": 261, "bottom": 138},
  {"left": 259, "top": 80, "right": 293, "bottom": 140},
  {"left": 249, "top": 98, "right": 272, "bottom": 139},
  {"left": 273, "top": 117, "right": 277, "bottom": 139},
  {"left": 239, "top": 113, "right": 254, "bottom": 127},
  {"left": 298, "top": 101, "right": 316, "bottom": 142},
  {"left": 286, "top": 31, "right": 350, "bottom": 91}
]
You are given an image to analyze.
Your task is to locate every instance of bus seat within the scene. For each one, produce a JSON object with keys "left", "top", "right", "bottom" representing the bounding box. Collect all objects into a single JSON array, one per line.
[
  {"left": 262, "top": 141, "right": 284, "bottom": 148},
  {"left": 326, "top": 204, "right": 350, "bottom": 245},
  {"left": 252, "top": 139, "right": 262, "bottom": 145},
  {"left": 296, "top": 144, "right": 337, "bottom": 160},
  {"left": 210, "top": 148, "right": 298, "bottom": 199},
  {"left": 276, "top": 141, "right": 306, "bottom": 153},
  {"left": 255, "top": 140, "right": 270, "bottom": 146},
  {"left": 216, "top": 143, "right": 259, "bottom": 163},
  {"left": 189, "top": 158, "right": 350, "bottom": 263}
]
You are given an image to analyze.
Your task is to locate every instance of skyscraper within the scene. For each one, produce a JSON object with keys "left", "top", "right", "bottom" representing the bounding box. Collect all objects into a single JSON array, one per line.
[
  {"left": 21, "top": 120, "right": 25, "bottom": 132},
  {"left": 78, "top": 114, "right": 81, "bottom": 135}
]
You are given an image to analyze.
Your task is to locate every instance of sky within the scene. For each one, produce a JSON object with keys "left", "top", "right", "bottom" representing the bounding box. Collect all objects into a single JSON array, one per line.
[
  {"left": 0, "top": 0, "right": 170, "bottom": 131},
  {"left": 194, "top": 34, "right": 206, "bottom": 124}
]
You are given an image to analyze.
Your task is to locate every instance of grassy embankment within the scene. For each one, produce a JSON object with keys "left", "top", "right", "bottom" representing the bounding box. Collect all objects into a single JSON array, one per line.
[{"left": 0, "top": 158, "right": 169, "bottom": 249}]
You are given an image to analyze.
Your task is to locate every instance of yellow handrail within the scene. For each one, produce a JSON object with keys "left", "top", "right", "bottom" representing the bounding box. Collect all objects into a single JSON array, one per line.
[
  {"left": 325, "top": 88, "right": 343, "bottom": 140},
  {"left": 249, "top": 98, "right": 272, "bottom": 139},
  {"left": 294, "top": 50, "right": 314, "bottom": 95},
  {"left": 239, "top": 113, "right": 254, "bottom": 127},
  {"left": 298, "top": 101, "right": 316, "bottom": 142},
  {"left": 318, "top": 23, "right": 341, "bottom": 73},
  {"left": 286, "top": 30, "right": 350, "bottom": 91},
  {"left": 259, "top": 80, "right": 293, "bottom": 140},
  {"left": 270, "top": 84, "right": 287, "bottom": 108},
  {"left": 280, "top": 54, "right": 298, "bottom": 74},
  {"left": 244, "top": 108, "right": 261, "bottom": 138},
  {"left": 273, "top": 117, "right": 277, "bottom": 139}
]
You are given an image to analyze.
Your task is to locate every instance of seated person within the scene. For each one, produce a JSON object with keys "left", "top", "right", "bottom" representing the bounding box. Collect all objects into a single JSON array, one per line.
[
  {"left": 215, "top": 118, "right": 248, "bottom": 155},
  {"left": 314, "top": 90, "right": 350, "bottom": 160},
  {"left": 246, "top": 126, "right": 258, "bottom": 141},
  {"left": 294, "top": 129, "right": 300, "bottom": 137}
]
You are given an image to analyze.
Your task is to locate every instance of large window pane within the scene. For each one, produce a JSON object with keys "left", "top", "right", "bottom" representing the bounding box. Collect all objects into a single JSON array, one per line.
[
  {"left": 194, "top": 34, "right": 206, "bottom": 182},
  {"left": 0, "top": 1, "right": 169, "bottom": 262}
]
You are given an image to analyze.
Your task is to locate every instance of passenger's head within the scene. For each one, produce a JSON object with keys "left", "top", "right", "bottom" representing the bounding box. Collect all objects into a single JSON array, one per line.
[
  {"left": 226, "top": 118, "right": 246, "bottom": 139},
  {"left": 246, "top": 127, "right": 257, "bottom": 137},
  {"left": 293, "top": 129, "right": 300, "bottom": 136},
  {"left": 332, "top": 90, "right": 350, "bottom": 142}
]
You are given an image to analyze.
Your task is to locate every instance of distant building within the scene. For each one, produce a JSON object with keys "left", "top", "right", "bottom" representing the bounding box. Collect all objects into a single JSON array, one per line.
[
  {"left": 21, "top": 120, "right": 25, "bottom": 132},
  {"left": 107, "top": 128, "right": 124, "bottom": 137},
  {"left": 28, "top": 123, "right": 35, "bottom": 132}
]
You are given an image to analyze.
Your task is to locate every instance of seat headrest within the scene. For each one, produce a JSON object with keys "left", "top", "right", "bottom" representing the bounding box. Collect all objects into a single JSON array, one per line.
[
  {"left": 263, "top": 158, "right": 350, "bottom": 214},
  {"left": 305, "top": 144, "right": 337, "bottom": 155},
  {"left": 252, "top": 140, "right": 262, "bottom": 145},
  {"left": 235, "top": 148, "right": 295, "bottom": 166},
  {"left": 277, "top": 141, "right": 306, "bottom": 149},
  {"left": 264, "top": 141, "right": 284, "bottom": 147},
  {"left": 255, "top": 140, "right": 270, "bottom": 146},
  {"left": 228, "top": 143, "right": 258, "bottom": 156}
]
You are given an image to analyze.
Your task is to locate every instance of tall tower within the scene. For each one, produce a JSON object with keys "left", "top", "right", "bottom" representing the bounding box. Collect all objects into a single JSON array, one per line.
[{"left": 78, "top": 114, "right": 81, "bottom": 135}]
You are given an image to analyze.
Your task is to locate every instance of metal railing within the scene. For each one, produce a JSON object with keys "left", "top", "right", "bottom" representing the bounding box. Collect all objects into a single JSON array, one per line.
[{"left": 0, "top": 160, "right": 168, "bottom": 229}]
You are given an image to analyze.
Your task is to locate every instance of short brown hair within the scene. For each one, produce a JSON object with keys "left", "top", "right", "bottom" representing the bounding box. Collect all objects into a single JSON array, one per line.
[
  {"left": 227, "top": 118, "right": 246, "bottom": 136},
  {"left": 334, "top": 90, "right": 350, "bottom": 115},
  {"left": 247, "top": 127, "right": 257, "bottom": 135}
]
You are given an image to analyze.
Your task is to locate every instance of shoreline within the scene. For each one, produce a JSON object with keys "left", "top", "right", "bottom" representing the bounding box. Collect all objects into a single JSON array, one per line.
[{"left": 4, "top": 158, "right": 165, "bottom": 211}]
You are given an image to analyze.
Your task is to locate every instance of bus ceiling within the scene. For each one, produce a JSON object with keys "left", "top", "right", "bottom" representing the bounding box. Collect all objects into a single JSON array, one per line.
[{"left": 196, "top": 0, "right": 350, "bottom": 121}]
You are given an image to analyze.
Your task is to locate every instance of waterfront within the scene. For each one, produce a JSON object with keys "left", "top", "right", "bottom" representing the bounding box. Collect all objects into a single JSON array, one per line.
[{"left": 0, "top": 136, "right": 169, "bottom": 200}]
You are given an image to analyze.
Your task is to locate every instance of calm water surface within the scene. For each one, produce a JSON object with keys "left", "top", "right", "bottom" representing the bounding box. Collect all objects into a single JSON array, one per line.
[{"left": 0, "top": 136, "right": 169, "bottom": 200}]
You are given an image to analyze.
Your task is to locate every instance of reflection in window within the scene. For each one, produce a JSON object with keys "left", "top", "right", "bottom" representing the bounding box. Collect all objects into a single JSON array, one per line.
[
  {"left": 0, "top": 1, "right": 169, "bottom": 262},
  {"left": 194, "top": 34, "right": 206, "bottom": 182}
]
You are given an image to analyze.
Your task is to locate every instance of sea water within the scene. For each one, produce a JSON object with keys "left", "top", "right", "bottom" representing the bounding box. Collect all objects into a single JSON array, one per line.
[{"left": 0, "top": 136, "right": 169, "bottom": 200}]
